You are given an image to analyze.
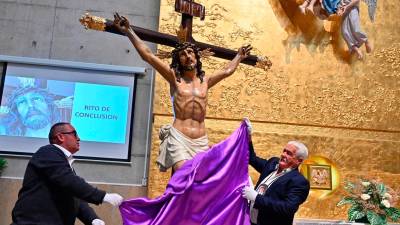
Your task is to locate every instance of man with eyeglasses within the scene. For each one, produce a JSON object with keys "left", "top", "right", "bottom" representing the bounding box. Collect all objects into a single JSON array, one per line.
[{"left": 11, "top": 122, "right": 123, "bottom": 225}]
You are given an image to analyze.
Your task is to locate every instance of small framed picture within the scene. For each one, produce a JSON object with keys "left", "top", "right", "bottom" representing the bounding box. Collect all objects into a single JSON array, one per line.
[{"left": 307, "top": 165, "right": 332, "bottom": 190}]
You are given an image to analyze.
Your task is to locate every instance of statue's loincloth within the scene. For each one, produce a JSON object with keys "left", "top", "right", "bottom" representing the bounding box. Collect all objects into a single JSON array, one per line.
[{"left": 156, "top": 124, "right": 208, "bottom": 172}]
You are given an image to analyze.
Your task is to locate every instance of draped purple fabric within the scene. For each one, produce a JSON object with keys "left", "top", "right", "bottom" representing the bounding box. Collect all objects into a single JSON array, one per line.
[{"left": 120, "top": 122, "right": 250, "bottom": 225}]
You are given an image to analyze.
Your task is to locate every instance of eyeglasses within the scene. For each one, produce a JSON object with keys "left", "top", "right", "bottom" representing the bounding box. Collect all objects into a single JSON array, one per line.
[{"left": 60, "top": 130, "right": 78, "bottom": 138}]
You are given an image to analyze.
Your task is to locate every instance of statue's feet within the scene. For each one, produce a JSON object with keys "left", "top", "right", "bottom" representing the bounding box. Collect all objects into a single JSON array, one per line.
[
  {"left": 365, "top": 40, "right": 372, "bottom": 53},
  {"left": 352, "top": 46, "right": 363, "bottom": 60}
]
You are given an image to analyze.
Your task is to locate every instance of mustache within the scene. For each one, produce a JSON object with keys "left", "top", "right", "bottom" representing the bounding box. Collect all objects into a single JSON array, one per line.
[
  {"left": 26, "top": 108, "right": 46, "bottom": 117},
  {"left": 183, "top": 65, "right": 195, "bottom": 71}
]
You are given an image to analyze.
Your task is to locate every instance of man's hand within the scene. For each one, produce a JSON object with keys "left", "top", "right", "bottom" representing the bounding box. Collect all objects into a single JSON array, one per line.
[
  {"left": 103, "top": 193, "right": 124, "bottom": 206},
  {"left": 92, "top": 219, "right": 105, "bottom": 225},
  {"left": 238, "top": 44, "right": 252, "bottom": 60},
  {"left": 243, "top": 117, "right": 252, "bottom": 136},
  {"left": 242, "top": 186, "right": 258, "bottom": 201},
  {"left": 113, "top": 12, "right": 132, "bottom": 34}
]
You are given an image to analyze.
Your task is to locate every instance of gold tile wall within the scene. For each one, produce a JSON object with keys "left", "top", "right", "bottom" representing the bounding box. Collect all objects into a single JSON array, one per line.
[{"left": 148, "top": 0, "right": 400, "bottom": 220}]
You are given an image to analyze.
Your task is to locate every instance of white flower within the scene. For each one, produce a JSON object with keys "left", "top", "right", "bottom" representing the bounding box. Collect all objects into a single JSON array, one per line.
[
  {"left": 361, "top": 181, "right": 370, "bottom": 187},
  {"left": 383, "top": 193, "right": 392, "bottom": 200},
  {"left": 361, "top": 194, "right": 371, "bottom": 200},
  {"left": 381, "top": 199, "right": 391, "bottom": 208}
]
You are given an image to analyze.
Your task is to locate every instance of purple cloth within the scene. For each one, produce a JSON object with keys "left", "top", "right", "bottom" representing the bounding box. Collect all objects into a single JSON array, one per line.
[{"left": 120, "top": 122, "right": 251, "bottom": 225}]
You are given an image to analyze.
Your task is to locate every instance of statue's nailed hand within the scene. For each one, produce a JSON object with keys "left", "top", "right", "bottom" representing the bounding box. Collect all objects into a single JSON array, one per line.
[
  {"left": 238, "top": 44, "right": 252, "bottom": 60},
  {"left": 113, "top": 12, "right": 131, "bottom": 34}
]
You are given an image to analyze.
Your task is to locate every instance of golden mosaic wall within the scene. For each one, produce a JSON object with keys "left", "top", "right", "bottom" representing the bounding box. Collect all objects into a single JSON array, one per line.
[{"left": 148, "top": 0, "right": 400, "bottom": 221}]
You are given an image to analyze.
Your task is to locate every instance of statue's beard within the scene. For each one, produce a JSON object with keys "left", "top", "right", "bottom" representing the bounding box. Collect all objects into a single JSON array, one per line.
[{"left": 182, "top": 65, "right": 195, "bottom": 71}]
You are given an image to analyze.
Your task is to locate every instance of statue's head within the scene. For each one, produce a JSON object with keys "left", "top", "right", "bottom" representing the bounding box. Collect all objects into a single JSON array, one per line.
[{"left": 170, "top": 42, "right": 205, "bottom": 83}]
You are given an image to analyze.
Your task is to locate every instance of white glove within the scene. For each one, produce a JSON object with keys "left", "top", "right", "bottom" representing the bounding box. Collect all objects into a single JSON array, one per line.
[
  {"left": 242, "top": 186, "right": 258, "bottom": 202},
  {"left": 92, "top": 219, "right": 105, "bottom": 225},
  {"left": 248, "top": 176, "right": 254, "bottom": 189},
  {"left": 103, "top": 193, "right": 123, "bottom": 206},
  {"left": 243, "top": 117, "right": 253, "bottom": 135}
]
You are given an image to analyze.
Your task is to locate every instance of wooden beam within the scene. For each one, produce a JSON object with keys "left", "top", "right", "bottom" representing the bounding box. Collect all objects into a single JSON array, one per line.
[{"left": 79, "top": 13, "right": 271, "bottom": 70}]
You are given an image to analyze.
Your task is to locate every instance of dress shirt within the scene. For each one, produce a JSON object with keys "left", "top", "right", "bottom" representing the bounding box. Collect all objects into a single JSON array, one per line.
[
  {"left": 250, "top": 165, "right": 293, "bottom": 224},
  {"left": 53, "top": 144, "right": 75, "bottom": 168}
]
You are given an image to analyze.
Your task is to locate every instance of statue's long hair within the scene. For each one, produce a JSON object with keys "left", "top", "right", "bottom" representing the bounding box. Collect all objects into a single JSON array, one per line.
[{"left": 170, "top": 42, "right": 205, "bottom": 83}]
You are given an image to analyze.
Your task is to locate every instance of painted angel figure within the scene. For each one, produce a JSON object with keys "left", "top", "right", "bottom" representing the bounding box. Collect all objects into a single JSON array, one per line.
[{"left": 300, "top": 0, "right": 376, "bottom": 59}]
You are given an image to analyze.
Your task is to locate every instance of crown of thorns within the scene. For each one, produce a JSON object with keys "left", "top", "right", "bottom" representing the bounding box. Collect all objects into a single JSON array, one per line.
[
  {"left": 8, "top": 86, "right": 52, "bottom": 104},
  {"left": 156, "top": 42, "right": 214, "bottom": 59}
]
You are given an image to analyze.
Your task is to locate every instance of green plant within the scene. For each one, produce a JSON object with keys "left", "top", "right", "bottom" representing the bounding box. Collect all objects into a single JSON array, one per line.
[
  {"left": 0, "top": 157, "right": 7, "bottom": 174},
  {"left": 337, "top": 179, "right": 400, "bottom": 225}
]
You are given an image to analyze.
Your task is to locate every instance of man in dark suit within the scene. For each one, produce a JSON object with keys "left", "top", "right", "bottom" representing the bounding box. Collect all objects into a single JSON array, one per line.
[
  {"left": 241, "top": 120, "right": 310, "bottom": 225},
  {"left": 11, "top": 122, "right": 123, "bottom": 225}
]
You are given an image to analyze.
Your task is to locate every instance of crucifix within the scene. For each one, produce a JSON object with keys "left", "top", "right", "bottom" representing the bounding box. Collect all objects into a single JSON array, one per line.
[{"left": 79, "top": 0, "right": 272, "bottom": 70}]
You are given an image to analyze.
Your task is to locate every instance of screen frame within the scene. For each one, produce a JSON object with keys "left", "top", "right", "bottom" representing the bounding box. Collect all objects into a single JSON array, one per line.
[
  {"left": 0, "top": 55, "right": 147, "bottom": 163},
  {"left": 0, "top": 62, "right": 7, "bottom": 113}
]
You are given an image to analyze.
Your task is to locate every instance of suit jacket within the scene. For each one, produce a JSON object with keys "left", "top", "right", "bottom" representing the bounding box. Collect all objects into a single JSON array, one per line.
[
  {"left": 12, "top": 144, "right": 106, "bottom": 225},
  {"left": 249, "top": 142, "right": 310, "bottom": 225}
]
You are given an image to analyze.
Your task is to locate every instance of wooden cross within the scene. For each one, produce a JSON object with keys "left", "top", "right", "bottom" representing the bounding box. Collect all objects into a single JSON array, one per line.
[
  {"left": 174, "top": 0, "right": 205, "bottom": 43},
  {"left": 79, "top": 0, "right": 271, "bottom": 70}
]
